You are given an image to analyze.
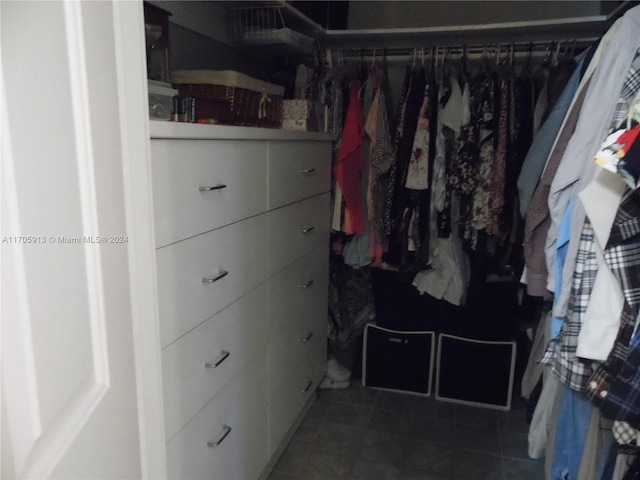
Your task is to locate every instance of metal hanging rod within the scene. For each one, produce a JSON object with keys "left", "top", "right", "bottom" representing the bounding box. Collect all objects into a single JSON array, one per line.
[{"left": 332, "top": 39, "right": 591, "bottom": 63}]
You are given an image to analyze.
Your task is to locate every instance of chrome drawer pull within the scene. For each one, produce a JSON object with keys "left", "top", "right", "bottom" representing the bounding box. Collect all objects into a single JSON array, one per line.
[
  {"left": 298, "top": 379, "right": 313, "bottom": 393},
  {"left": 300, "top": 168, "right": 316, "bottom": 174},
  {"left": 199, "top": 184, "right": 227, "bottom": 192},
  {"left": 300, "top": 225, "right": 315, "bottom": 234},
  {"left": 202, "top": 270, "right": 228, "bottom": 283},
  {"left": 299, "top": 331, "right": 314, "bottom": 342},
  {"left": 299, "top": 280, "right": 314, "bottom": 289},
  {"left": 204, "top": 350, "right": 230, "bottom": 369},
  {"left": 207, "top": 425, "right": 232, "bottom": 448}
]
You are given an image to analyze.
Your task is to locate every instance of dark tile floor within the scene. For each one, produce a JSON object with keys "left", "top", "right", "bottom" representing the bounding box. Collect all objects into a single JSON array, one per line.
[{"left": 267, "top": 382, "right": 544, "bottom": 480}]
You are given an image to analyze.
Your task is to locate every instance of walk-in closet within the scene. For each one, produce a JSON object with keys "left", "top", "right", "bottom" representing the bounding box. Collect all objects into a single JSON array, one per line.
[{"left": 4, "top": 1, "right": 640, "bottom": 480}]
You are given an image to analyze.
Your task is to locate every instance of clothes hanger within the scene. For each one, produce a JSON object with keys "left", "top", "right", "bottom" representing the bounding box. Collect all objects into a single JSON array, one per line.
[
  {"left": 460, "top": 44, "right": 468, "bottom": 82},
  {"left": 509, "top": 43, "right": 514, "bottom": 72}
]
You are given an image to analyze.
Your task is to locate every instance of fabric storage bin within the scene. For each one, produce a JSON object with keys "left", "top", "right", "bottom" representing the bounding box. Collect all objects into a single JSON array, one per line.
[
  {"left": 282, "top": 100, "right": 323, "bottom": 132},
  {"left": 362, "top": 324, "right": 435, "bottom": 395},
  {"left": 435, "top": 333, "right": 516, "bottom": 410},
  {"left": 171, "top": 70, "right": 284, "bottom": 128}
]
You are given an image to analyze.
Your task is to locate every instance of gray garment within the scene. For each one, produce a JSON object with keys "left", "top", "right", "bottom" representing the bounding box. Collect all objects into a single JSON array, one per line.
[
  {"left": 577, "top": 409, "right": 614, "bottom": 480},
  {"left": 521, "top": 308, "right": 552, "bottom": 399},
  {"left": 612, "top": 451, "right": 637, "bottom": 480},
  {"left": 529, "top": 371, "right": 562, "bottom": 460}
]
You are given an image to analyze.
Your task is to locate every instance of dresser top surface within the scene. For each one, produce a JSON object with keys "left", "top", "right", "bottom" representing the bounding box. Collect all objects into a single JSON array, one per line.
[{"left": 150, "top": 121, "right": 335, "bottom": 142}]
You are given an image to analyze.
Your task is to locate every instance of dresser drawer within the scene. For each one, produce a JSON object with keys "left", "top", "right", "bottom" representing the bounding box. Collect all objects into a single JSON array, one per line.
[
  {"left": 162, "top": 283, "right": 268, "bottom": 441},
  {"left": 268, "top": 243, "right": 329, "bottom": 339},
  {"left": 268, "top": 308, "right": 326, "bottom": 402},
  {"left": 267, "top": 193, "right": 330, "bottom": 276},
  {"left": 268, "top": 340, "right": 326, "bottom": 456},
  {"left": 157, "top": 214, "right": 268, "bottom": 347},
  {"left": 166, "top": 351, "right": 269, "bottom": 480},
  {"left": 267, "top": 141, "right": 331, "bottom": 210},
  {"left": 151, "top": 139, "right": 268, "bottom": 247}
]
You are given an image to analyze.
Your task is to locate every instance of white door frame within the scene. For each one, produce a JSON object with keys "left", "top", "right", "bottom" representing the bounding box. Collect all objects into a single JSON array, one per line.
[{"left": 112, "top": 2, "right": 167, "bottom": 478}]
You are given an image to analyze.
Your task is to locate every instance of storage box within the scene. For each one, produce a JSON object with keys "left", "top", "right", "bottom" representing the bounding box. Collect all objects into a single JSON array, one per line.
[
  {"left": 362, "top": 324, "right": 435, "bottom": 395},
  {"left": 282, "top": 100, "right": 323, "bottom": 132},
  {"left": 435, "top": 333, "right": 516, "bottom": 410},
  {"left": 148, "top": 80, "right": 178, "bottom": 121},
  {"left": 171, "top": 70, "right": 284, "bottom": 128}
]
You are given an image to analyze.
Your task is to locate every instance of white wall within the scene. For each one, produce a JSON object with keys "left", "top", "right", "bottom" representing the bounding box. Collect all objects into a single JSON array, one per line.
[
  {"left": 149, "top": 0, "right": 239, "bottom": 47},
  {"left": 348, "top": 1, "right": 603, "bottom": 30},
  {"left": 146, "top": 1, "right": 279, "bottom": 82}
]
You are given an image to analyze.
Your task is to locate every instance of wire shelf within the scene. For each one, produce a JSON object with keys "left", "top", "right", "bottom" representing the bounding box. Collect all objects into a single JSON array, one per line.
[{"left": 233, "top": 5, "right": 316, "bottom": 56}]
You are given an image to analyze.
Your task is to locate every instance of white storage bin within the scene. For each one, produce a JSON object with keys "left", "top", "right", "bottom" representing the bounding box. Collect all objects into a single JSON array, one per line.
[{"left": 148, "top": 80, "right": 177, "bottom": 120}]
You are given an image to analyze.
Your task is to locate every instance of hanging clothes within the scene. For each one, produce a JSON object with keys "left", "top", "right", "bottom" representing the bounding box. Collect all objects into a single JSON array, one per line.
[
  {"left": 488, "top": 78, "right": 509, "bottom": 236},
  {"left": 469, "top": 71, "right": 497, "bottom": 249},
  {"left": 333, "top": 80, "right": 366, "bottom": 235},
  {"left": 386, "top": 67, "right": 427, "bottom": 268},
  {"left": 364, "top": 67, "right": 396, "bottom": 265}
]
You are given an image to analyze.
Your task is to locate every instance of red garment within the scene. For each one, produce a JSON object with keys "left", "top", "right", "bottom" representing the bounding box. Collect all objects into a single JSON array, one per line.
[{"left": 334, "top": 80, "right": 365, "bottom": 234}]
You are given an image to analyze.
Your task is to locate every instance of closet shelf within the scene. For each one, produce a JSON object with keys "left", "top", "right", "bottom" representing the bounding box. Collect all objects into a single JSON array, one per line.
[
  {"left": 322, "top": 16, "right": 609, "bottom": 49},
  {"left": 231, "top": 1, "right": 324, "bottom": 56},
  {"left": 321, "top": 1, "right": 638, "bottom": 49}
]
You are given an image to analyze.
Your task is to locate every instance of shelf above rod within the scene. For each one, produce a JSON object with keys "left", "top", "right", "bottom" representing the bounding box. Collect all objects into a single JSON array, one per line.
[{"left": 322, "top": 16, "right": 609, "bottom": 49}]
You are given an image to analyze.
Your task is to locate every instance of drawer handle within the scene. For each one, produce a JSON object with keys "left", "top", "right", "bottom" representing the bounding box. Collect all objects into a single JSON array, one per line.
[
  {"left": 207, "top": 425, "right": 232, "bottom": 448},
  {"left": 202, "top": 270, "right": 228, "bottom": 283},
  {"left": 300, "top": 168, "right": 316, "bottom": 174},
  {"left": 300, "top": 225, "right": 315, "bottom": 234},
  {"left": 299, "top": 280, "right": 314, "bottom": 289},
  {"left": 205, "top": 350, "right": 230, "bottom": 369},
  {"left": 298, "top": 379, "right": 313, "bottom": 393},
  {"left": 199, "top": 184, "right": 227, "bottom": 192},
  {"left": 299, "top": 331, "right": 314, "bottom": 342}
]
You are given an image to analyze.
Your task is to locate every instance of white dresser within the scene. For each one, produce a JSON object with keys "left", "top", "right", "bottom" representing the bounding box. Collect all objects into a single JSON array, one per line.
[{"left": 149, "top": 121, "right": 333, "bottom": 479}]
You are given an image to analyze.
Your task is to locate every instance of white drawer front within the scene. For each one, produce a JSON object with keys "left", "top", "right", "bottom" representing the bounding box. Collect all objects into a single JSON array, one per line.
[
  {"left": 166, "top": 351, "right": 269, "bottom": 480},
  {"left": 268, "top": 244, "right": 329, "bottom": 339},
  {"left": 151, "top": 139, "right": 268, "bottom": 247},
  {"left": 267, "top": 193, "right": 330, "bottom": 276},
  {"left": 162, "top": 283, "right": 268, "bottom": 440},
  {"left": 268, "top": 341, "right": 326, "bottom": 456},
  {"left": 157, "top": 214, "right": 268, "bottom": 347},
  {"left": 268, "top": 309, "right": 326, "bottom": 402},
  {"left": 267, "top": 141, "right": 331, "bottom": 209}
]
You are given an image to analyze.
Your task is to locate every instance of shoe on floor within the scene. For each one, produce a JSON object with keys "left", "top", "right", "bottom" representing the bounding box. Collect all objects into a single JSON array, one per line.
[
  {"left": 318, "top": 375, "right": 350, "bottom": 389},
  {"left": 327, "top": 357, "right": 351, "bottom": 383}
]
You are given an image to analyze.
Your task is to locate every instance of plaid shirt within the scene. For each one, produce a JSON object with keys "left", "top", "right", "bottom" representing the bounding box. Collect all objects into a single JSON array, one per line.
[
  {"left": 609, "top": 49, "right": 640, "bottom": 131},
  {"left": 587, "top": 191, "right": 640, "bottom": 429},
  {"left": 540, "top": 220, "right": 597, "bottom": 391},
  {"left": 613, "top": 420, "right": 637, "bottom": 445}
]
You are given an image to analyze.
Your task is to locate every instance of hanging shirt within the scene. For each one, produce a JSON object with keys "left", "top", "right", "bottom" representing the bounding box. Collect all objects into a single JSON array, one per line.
[
  {"left": 488, "top": 79, "right": 509, "bottom": 236},
  {"left": 523, "top": 75, "right": 592, "bottom": 298},
  {"left": 549, "top": 9, "right": 640, "bottom": 320},
  {"left": 587, "top": 191, "right": 640, "bottom": 427},
  {"left": 540, "top": 219, "right": 596, "bottom": 392},
  {"left": 405, "top": 83, "right": 431, "bottom": 190},
  {"left": 334, "top": 80, "right": 365, "bottom": 234},
  {"left": 470, "top": 73, "right": 496, "bottom": 246},
  {"left": 518, "top": 57, "right": 583, "bottom": 218}
]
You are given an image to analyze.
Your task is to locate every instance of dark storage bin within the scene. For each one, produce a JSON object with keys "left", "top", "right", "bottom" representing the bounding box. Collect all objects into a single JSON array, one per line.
[
  {"left": 436, "top": 333, "right": 516, "bottom": 410},
  {"left": 363, "top": 324, "right": 435, "bottom": 395}
]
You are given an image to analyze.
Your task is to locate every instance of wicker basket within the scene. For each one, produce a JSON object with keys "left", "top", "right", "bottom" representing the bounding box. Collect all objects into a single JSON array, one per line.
[{"left": 172, "top": 70, "right": 284, "bottom": 128}]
